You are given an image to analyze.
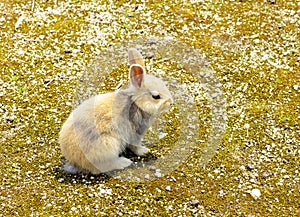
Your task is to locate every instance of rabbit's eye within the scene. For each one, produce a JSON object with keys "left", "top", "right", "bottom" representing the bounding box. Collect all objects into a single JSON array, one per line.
[
  {"left": 151, "top": 90, "right": 160, "bottom": 100},
  {"left": 152, "top": 94, "right": 161, "bottom": 100}
]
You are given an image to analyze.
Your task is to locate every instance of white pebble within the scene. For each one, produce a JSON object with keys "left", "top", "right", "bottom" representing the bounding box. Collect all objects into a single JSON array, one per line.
[
  {"left": 244, "top": 123, "right": 250, "bottom": 129},
  {"left": 99, "top": 188, "right": 112, "bottom": 195},
  {"left": 158, "top": 132, "right": 168, "bottom": 139},
  {"left": 149, "top": 166, "right": 156, "bottom": 171},
  {"left": 154, "top": 171, "right": 162, "bottom": 178},
  {"left": 253, "top": 38, "right": 260, "bottom": 44},
  {"left": 218, "top": 190, "right": 225, "bottom": 196},
  {"left": 249, "top": 188, "right": 261, "bottom": 199},
  {"left": 70, "top": 207, "right": 77, "bottom": 212}
]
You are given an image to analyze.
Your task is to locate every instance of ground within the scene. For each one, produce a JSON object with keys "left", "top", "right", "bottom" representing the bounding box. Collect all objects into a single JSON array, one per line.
[{"left": 0, "top": 0, "right": 299, "bottom": 216}]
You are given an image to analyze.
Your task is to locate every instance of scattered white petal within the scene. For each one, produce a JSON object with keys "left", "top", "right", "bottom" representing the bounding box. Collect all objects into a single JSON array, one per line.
[
  {"left": 158, "top": 132, "right": 168, "bottom": 139},
  {"left": 15, "top": 14, "right": 25, "bottom": 29},
  {"left": 99, "top": 188, "right": 112, "bottom": 195}
]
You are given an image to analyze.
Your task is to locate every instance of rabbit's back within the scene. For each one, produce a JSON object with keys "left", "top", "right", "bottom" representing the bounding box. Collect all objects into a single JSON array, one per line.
[{"left": 60, "top": 92, "right": 116, "bottom": 139}]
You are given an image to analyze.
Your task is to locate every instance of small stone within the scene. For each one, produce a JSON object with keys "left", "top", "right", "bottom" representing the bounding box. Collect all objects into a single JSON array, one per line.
[
  {"left": 149, "top": 166, "right": 156, "bottom": 171},
  {"left": 70, "top": 207, "right": 77, "bottom": 212},
  {"left": 190, "top": 200, "right": 200, "bottom": 206},
  {"left": 244, "top": 124, "right": 250, "bottom": 129},
  {"left": 166, "top": 186, "right": 171, "bottom": 191},
  {"left": 253, "top": 39, "right": 260, "bottom": 44},
  {"left": 262, "top": 171, "right": 270, "bottom": 179},
  {"left": 268, "top": 0, "right": 276, "bottom": 4},
  {"left": 145, "top": 174, "right": 150, "bottom": 179},
  {"left": 213, "top": 168, "right": 220, "bottom": 173},
  {"left": 99, "top": 188, "right": 112, "bottom": 195},
  {"left": 158, "top": 132, "right": 168, "bottom": 139},
  {"left": 218, "top": 190, "right": 225, "bottom": 197},
  {"left": 146, "top": 52, "right": 155, "bottom": 59},
  {"left": 211, "top": 93, "right": 218, "bottom": 98},
  {"left": 249, "top": 189, "right": 261, "bottom": 199},
  {"left": 246, "top": 164, "right": 254, "bottom": 171},
  {"left": 154, "top": 171, "right": 162, "bottom": 178},
  {"left": 293, "top": 85, "right": 298, "bottom": 90}
]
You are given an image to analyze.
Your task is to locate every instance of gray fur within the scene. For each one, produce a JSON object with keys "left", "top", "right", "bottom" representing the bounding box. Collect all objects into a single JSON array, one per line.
[{"left": 113, "top": 90, "right": 154, "bottom": 147}]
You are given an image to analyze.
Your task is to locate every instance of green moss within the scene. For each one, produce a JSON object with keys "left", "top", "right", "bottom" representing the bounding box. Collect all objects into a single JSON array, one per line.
[{"left": 1, "top": 0, "right": 299, "bottom": 216}]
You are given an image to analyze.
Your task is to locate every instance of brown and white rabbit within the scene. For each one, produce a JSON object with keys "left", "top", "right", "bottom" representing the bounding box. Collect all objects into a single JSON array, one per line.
[{"left": 59, "top": 48, "right": 173, "bottom": 174}]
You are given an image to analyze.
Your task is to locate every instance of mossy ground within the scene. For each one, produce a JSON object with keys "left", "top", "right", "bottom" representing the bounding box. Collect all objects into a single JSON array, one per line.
[{"left": 1, "top": 0, "right": 299, "bottom": 216}]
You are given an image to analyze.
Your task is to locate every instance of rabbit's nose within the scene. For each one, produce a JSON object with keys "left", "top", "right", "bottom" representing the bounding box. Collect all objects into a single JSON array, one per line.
[
  {"left": 170, "top": 97, "right": 174, "bottom": 105},
  {"left": 166, "top": 98, "right": 174, "bottom": 107}
]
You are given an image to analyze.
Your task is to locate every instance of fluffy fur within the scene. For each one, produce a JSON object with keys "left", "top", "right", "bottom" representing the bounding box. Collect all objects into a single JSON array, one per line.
[{"left": 59, "top": 48, "right": 173, "bottom": 174}]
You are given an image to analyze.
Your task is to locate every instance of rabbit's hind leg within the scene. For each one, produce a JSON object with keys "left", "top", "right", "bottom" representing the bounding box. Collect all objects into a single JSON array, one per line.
[
  {"left": 94, "top": 157, "right": 132, "bottom": 173},
  {"left": 87, "top": 136, "right": 132, "bottom": 173}
]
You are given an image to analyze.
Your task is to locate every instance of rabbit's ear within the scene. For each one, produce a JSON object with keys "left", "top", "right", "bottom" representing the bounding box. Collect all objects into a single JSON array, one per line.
[
  {"left": 130, "top": 64, "right": 144, "bottom": 88},
  {"left": 128, "top": 48, "right": 145, "bottom": 69}
]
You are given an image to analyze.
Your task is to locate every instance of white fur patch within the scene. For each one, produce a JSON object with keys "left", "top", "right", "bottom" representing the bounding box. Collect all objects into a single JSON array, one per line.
[{"left": 63, "top": 162, "right": 80, "bottom": 174}]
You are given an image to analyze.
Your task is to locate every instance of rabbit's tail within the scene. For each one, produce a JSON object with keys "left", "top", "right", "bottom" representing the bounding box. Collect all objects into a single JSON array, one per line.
[{"left": 61, "top": 158, "right": 81, "bottom": 174}]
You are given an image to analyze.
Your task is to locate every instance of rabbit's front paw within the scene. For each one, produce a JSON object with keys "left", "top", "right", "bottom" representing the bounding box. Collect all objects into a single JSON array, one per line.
[
  {"left": 128, "top": 144, "right": 149, "bottom": 156},
  {"left": 116, "top": 157, "right": 133, "bottom": 169},
  {"left": 136, "top": 146, "right": 150, "bottom": 156}
]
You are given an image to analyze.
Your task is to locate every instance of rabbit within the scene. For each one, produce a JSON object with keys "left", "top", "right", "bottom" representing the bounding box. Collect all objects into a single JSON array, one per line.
[{"left": 59, "top": 48, "right": 173, "bottom": 174}]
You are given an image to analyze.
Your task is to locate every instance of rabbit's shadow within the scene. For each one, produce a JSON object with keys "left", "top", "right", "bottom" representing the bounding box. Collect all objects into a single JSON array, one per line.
[
  {"left": 53, "top": 164, "right": 110, "bottom": 185},
  {"left": 121, "top": 146, "right": 158, "bottom": 162},
  {"left": 54, "top": 147, "right": 157, "bottom": 185}
]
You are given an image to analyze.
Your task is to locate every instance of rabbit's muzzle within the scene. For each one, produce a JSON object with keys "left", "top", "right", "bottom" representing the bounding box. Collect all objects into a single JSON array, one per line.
[{"left": 161, "top": 98, "right": 173, "bottom": 112}]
